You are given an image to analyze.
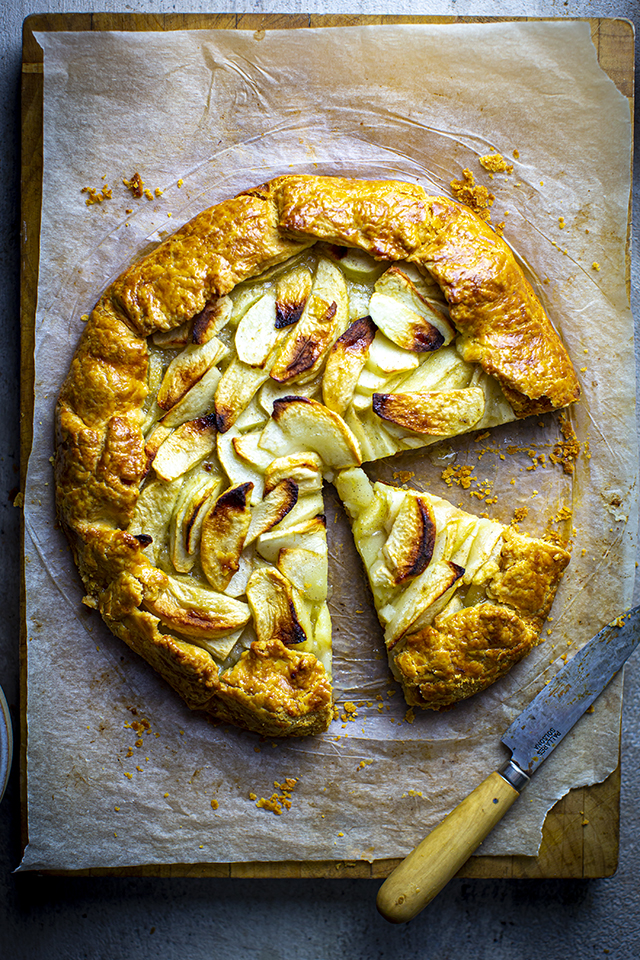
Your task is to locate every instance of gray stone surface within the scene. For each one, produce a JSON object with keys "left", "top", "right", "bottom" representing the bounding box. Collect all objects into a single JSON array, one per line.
[{"left": 1, "top": 1, "right": 638, "bottom": 956}]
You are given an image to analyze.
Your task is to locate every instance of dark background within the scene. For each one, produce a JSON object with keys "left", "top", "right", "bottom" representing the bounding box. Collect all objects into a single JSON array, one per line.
[{"left": 1, "top": 2, "right": 638, "bottom": 957}]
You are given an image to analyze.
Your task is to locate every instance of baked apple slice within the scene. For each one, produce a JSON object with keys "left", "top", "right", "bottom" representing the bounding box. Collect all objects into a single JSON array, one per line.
[
  {"left": 322, "top": 316, "right": 376, "bottom": 414},
  {"left": 372, "top": 386, "right": 486, "bottom": 435},
  {"left": 258, "top": 396, "right": 361, "bottom": 469},
  {"left": 156, "top": 337, "right": 227, "bottom": 411},
  {"left": 270, "top": 257, "right": 349, "bottom": 384},
  {"left": 200, "top": 482, "right": 253, "bottom": 591},
  {"left": 152, "top": 414, "right": 218, "bottom": 482},
  {"left": 369, "top": 265, "right": 455, "bottom": 352}
]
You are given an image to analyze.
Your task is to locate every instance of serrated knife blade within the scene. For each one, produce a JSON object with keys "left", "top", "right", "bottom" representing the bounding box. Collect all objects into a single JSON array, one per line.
[{"left": 377, "top": 605, "right": 640, "bottom": 923}]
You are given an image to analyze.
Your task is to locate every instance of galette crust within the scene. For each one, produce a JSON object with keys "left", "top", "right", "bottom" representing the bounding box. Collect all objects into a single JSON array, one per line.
[
  {"left": 394, "top": 533, "right": 571, "bottom": 710},
  {"left": 55, "top": 174, "right": 579, "bottom": 737}
]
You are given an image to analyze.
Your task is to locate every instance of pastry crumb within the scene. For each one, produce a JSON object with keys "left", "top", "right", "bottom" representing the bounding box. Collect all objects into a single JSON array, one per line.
[
  {"left": 393, "top": 470, "right": 415, "bottom": 484},
  {"left": 479, "top": 153, "right": 513, "bottom": 174},
  {"left": 254, "top": 778, "right": 299, "bottom": 815},
  {"left": 123, "top": 172, "right": 144, "bottom": 198},
  {"left": 442, "top": 463, "right": 475, "bottom": 489},
  {"left": 81, "top": 183, "right": 112, "bottom": 205},
  {"left": 450, "top": 169, "right": 494, "bottom": 221},
  {"left": 549, "top": 415, "right": 580, "bottom": 474}
]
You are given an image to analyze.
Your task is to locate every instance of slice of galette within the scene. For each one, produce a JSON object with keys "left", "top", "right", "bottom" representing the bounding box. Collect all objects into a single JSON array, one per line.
[{"left": 335, "top": 468, "right": 571, "bottom": 710}]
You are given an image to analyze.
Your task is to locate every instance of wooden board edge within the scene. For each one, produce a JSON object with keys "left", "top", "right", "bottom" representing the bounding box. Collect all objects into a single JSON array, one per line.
[
  {"left": 18, "top": 12, "right": 631, "bottom": 879},
  {"left": 27, "top": 765, "right": 621, "bottom": 879},
  {"left": 19, "top": 43, "right": 45, "bottom": 860}
]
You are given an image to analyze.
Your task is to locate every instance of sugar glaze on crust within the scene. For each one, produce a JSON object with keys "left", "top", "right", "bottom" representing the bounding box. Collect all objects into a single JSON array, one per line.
[{"left": 55, "top": 175, "right": 579, "bottom": 736}]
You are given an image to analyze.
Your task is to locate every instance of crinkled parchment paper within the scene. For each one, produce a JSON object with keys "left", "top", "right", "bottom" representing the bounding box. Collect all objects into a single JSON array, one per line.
[{"left": 20, "top": 21, "right": 635, "bottom": 870}]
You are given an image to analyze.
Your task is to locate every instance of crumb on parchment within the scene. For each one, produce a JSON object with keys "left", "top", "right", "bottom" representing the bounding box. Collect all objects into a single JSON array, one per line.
[
  {"left": 479, "top": 153, "right": 514, "bottom": 174},
  {"left": 123, "top": 172, "right": 144, "bottom": 198},
  {"left": 340, "top": 701, "right": 358, "bottom": 722},
  {"left": 81, "top": 183, "right": 112, "bottom": 205},
  {"left": 253, "top": 778, "right": 299, "bottom": 815},
  {"left": 392, "top": 470, "right": 415, "bottom": 484},
  {"left": 549, "top": 415, "right": 581, "bottom": 475},
  {"left": 450, "top": 169, "right": 494, "bottom": 221}
]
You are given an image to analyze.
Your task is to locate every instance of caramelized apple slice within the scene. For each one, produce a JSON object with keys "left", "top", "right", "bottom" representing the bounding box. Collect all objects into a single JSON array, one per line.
[
  {"left": 383, "top": 495, "right": 437, "bottom": 583},
  {"left": 200, "top": 482, "right": 253, "bottom": 591},
  {"left": 245, "top": 479, "right": 299, "bottom": 545},
  {"left": 275, "top": 263, "right": 313, "bottom": 328},
  {"left": 382, "top": 561, "right": 465, "bottom": 647},
  {"left": 152, "top": 414, "right": 217, "bottom": 482},
  {"left": 191, "top": 296, "right": 233, "bottom": 344},
  {"left": 145, "top": 575, "right": 250, "bottom": 640},
  {"left": 159, "top": 363, "right": 221, "bottom": 429},
  {"left": 269, "top": 258, "right": 349, "bottom": 383},
  {"left": 372, "top": 387, "right": 485, "bottom": 435},
  {"left": 259, "top": 396, "right": 361, "bottom": 469},
  {"left": 369, "top": 266, "right": 455, "bottom": 352},
  {"left": 156, "top": 337, "right": 227, "bottom": 411},
  {"left": 263, "top": 452, "right": 323, "bottom": 496},
  {"left": 258, "top": 375, "right": 321, "bottom": 417},
  {"left": 256, "top": 515, "right": 327, "bottom": 565},
  {"left": 144, "top": 423, "right": 173, "bottom": 473},
  {"left": 169, "top": 471, "right": 223, "bottom": 573},
  {"left": 246, "top": 568, "right": 308, "bottom": 646},
  {"left": 322, "top": 316, "right": 376, "bottom": 414}
]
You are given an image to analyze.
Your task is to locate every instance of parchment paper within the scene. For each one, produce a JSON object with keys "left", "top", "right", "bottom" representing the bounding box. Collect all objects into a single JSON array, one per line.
[{"left": 20, "top": 21, "right": 635, "bottom": 871}]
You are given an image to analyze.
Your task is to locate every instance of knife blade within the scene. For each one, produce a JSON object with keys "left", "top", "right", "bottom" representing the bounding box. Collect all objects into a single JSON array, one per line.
[{"left": 376, "top": 606, "right": 640, "bottom": 924}]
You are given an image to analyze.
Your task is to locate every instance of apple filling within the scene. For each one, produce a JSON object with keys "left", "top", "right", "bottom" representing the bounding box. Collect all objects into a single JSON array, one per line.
[{"left": 129, "top": 243, "right": 513, "bottom": 685}]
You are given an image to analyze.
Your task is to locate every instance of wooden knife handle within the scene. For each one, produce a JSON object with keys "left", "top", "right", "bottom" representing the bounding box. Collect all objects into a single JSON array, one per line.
[{"left": 376, "top": 771, "right": 520, "bottom": 924}]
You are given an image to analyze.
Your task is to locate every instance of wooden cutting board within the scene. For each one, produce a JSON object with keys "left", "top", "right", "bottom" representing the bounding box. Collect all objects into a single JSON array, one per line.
[{"left": 20, "top": 13, "right": 634, "bottom": 880}]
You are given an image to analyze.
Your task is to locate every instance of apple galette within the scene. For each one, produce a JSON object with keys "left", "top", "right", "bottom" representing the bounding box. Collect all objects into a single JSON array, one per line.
[{"left": 55, "top": 174, "right": 579, "bottom": 736}]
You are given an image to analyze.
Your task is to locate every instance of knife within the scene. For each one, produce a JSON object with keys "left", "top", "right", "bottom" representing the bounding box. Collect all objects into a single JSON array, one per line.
[{"left": 376, "top": 605, "right": 640, "bottom": 924}]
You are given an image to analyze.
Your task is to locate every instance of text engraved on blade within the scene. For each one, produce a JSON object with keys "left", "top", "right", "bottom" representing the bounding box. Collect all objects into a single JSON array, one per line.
[{"left": 534, "top": 727, "right": 562, "bottom": 757}]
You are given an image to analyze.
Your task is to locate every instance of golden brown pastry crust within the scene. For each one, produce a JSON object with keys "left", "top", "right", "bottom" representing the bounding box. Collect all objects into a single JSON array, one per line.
[
  {"left": 393, "top": 533, "right": 571, "bottom": 710},
  {"left": 269, "top": 177, "right": 579, "bottom": 414},
  {"left": 55, "top": 174, "right": 579, "bottom": 737}
]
